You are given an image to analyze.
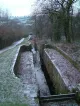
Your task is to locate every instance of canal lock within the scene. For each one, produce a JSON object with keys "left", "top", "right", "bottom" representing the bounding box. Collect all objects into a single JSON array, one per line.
[{"left": 13, "top": 44, "right": 78, "bottom": 106}]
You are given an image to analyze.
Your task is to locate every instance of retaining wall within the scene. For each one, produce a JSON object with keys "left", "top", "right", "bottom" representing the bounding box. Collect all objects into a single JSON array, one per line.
[{"left": 43, "top": 49, "right": 69, "bottom": 94}]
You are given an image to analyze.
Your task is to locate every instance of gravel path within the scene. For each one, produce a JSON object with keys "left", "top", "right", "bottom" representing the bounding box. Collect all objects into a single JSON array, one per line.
[{"left": 44, "top": 48, "right": 80, "bottom": 91}]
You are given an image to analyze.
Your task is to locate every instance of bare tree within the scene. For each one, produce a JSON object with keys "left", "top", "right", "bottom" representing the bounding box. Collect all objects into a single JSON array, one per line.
[
  {"left": 33, "top": 0, "right": 79, "bottom": 42},
  {"left": 0, "top": 9, "right": 25, "bottom": 49}
]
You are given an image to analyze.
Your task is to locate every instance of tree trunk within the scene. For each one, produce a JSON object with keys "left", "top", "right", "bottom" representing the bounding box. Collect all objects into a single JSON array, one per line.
[{"left": 63, "top": 11, "right": 72, "bottom": 43}]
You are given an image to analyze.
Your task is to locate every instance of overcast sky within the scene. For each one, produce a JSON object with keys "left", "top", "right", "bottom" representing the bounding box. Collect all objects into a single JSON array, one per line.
[
  {"left": 0, "top": 0, "right": 80, "bottom": 16},
  {"left": 0, "top": 0, "right": 36, "bottom": 16}
]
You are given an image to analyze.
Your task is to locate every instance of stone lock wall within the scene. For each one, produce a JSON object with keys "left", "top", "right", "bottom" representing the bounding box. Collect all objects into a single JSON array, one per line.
[
  {"left": 14, "top": 45, "right": 32, "bottom": 77},
  {"left": 43, "top": 49, "right": 69, "bottom": 94}
]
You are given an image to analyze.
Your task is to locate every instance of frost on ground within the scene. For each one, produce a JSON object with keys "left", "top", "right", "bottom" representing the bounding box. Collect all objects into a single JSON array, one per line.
[
  {"left": 17, "top": 51, "right": 38, "bottom": 106},
  {"left": 0, "top": 38, "right": 39, "bottom": 106},
  {"left": 45, "top": 48, "right": 80, "bottom": 91},
  {"left": 56, "top": 43, "right": 80, "bottom": 64},
  {"left": 0, "top": 38, "right": 24, "bottom": 54},
  {"left": 0, "top": 46, "right": 29, "bottom": 105},
  {"left": 17, "top": 50, "right": 50, "bottom": 105}
]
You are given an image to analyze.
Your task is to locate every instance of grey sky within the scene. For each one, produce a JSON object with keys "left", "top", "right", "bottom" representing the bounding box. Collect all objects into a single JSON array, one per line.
[
  {"left": 0, "top": 0, "right": 36, "bottom": 16},
  {"left": 0, "top": 0, "right": 80, "bottom": 16}
]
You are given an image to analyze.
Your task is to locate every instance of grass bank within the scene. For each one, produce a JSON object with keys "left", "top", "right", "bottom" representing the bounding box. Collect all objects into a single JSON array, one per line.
[{"left": 0, "top": 38, "right": 30, "bottom": 105}]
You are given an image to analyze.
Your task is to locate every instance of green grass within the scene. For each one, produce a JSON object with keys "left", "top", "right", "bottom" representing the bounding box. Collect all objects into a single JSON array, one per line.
[
  {"left": 0, "top": 103, "right": 28, "bottom": 106},
  {"left": 0, "top": 38, "right": 30, "bottom": 105}
]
